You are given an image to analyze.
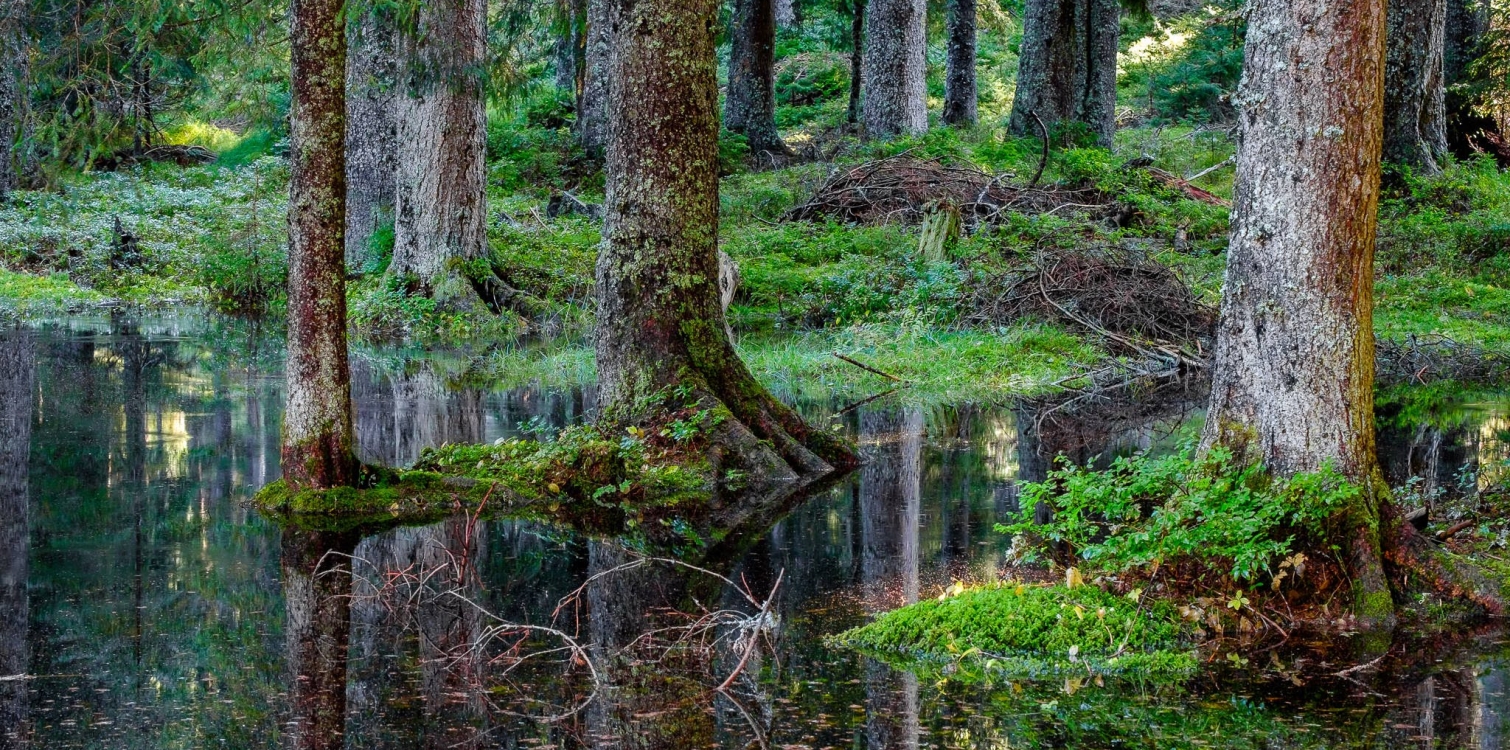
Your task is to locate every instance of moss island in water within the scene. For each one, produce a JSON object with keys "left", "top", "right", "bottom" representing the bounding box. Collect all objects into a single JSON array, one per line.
[{"left": 830, "top": 581, "right": 1198, "bottom": 678}]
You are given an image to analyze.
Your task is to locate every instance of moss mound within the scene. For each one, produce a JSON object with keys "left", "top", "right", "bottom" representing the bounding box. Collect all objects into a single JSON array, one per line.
[{"left": 831, "top": 582, "right": 1197, "bottom": 678}]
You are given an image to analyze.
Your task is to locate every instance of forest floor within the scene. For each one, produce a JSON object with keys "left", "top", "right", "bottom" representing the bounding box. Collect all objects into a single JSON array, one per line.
[{"left": 2, "top": 121, "right": 1506, "bottom": 404}]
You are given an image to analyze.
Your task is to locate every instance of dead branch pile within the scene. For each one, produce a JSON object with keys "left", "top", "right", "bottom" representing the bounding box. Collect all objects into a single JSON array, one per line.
[
  {"left": 783, "top": 155, "right": 1112, "bottom": 226},
  {"left": 1377, "top": 334, "right": 1510, "bottom": 385},
  {"left": 964, "top": 248, "right": 1217, "bottom": 366}
]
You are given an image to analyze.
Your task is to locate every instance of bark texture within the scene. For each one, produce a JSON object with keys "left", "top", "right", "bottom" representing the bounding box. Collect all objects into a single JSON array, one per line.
[
  {"left": 554, "top": 0, "right": 586, "bottom": 93},
  {"left": 345, "top": 3, "right": 397, "bottom": 267},
  {"left": 1202, "top": 0, "right": 1391, "bottom": 623},
  {"left": 577, "top": 0, "right": 612, "bottom": 159},
  {"left": 1384, "top": 0, "right": 1448, "bottom": 173},
  {"left": 942, "top": 0, "right": 978, "bottom": 127},
  {"left": 286, "top": 0, "right": 358, "bottom": 489},
  {"left": 391, "top": 0, "right": 489, "bottom": 308},
  {"left": 861, "top": 0, "right": 927, "bottom": 138},
  {"left": 597, "top": 0, "right": 856, "bottom": 483},
  {"left": 0, "top": 0, "right": 27, "bottom": 199},
  {"left": 1007, "top": 0, "right": 1120, "bottom": 147},
  {"left": 0, "top": 331, "right": 32, "bottom": 750},
  {"left": 726, "top": 0, "right": 791, "bottom": 155}
]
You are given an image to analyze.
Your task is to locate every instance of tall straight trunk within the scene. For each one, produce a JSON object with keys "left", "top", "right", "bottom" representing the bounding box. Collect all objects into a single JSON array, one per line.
[
  {"left": 859, "top": 407, "right": 920, "bottom": 750},
  {"left": 597, "top": 0, "right": 855, "bottom": 482},
  {"left": 1008, "top": 0, "right": 1120, "bottom": 147},
  {"left": 941, "top": 0, "right": 978, "bottom": 127},
  {"left": 281, "top": 530, "right": 358, "bottom": 750},
  {"left": 345, "top": 4, "right": 397, "bottom": 268},
  {"left": 577, "top": 0, "right": 612, "bottom": 159},
  {"left": 1445, "top": 0, "right": 1493, "bottom": 157},
  {"left": 285, "top": 0, "right": 357, "bottom": 490},
  {"left": 390, "top": 0, "right": 488, "bottom": 308},
  {"left": 0, "top": 331, "right": 32, "bottom": 749},
  {"left": 0, "top": 0, "right": 26, "bottom": 198},
  {"left": 726, "top": 0, "right": 790, "bottom": 155},
  {"left": 846, "top": 0, "right": 865, "bottom": 125},
  {"left": 861, "top": 0, "right": 926, "bottom": 138},
  {"left": 1384, "top": 0, "right": 1448, "bottom": 173},
  {"left": 1201, "top": 0, "right": 1391, "bottom": 624},
  {"left": 554, "top": 0, "right": 586, "bottom": 93}
]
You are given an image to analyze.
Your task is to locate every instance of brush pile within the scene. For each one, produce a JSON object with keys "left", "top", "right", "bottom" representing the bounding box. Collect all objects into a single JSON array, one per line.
[
  {"left": 783, "top": 155, "right": 1112, "bottom": 226},
  {"left": 1377, "top": 334, "right": 1510, "bottom": 385},
  {"left": 964, "top": 248, "right": 1217, "bottom": 363}
]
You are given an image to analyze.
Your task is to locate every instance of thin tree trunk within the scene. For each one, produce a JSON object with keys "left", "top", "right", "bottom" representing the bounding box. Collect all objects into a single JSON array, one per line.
[
  {"left": 345, "top": 3, "right": 397, "bottom": 268},
  {"left": 554, "top": 0, "right": 586, "bottom": 94},
  {"left": 1008, "top": 0, "right": 1120, "bottom": 147},
  {"left": 726, "top": 0, "right": 791, "bottom": 156},
  {"left": 942, "top": 0, "right": 978, "bottom": 127},
  {"left": 597, "top": 0, "right": 856, "bottom": 483},
  {"left": 1201, "top": 0, "right": 1392, "bottom": 625},
  {"left": 0, "top": 0, "right": 26, "bottom": 199},
  {"left": 0, "top": 330, "right": 32, "bottom": 749},
  {"left": 775, "top": 0, "right": 796, "bottom": 27},
  {"left": 577, "top": 0, "right": 612, "bottom": 159},
  {"left": 390, "top": 0, "right": 489, "bottom": 310},
  {"left": 1384, "top": 0, "right": 1448, "bottom": 173},
  {"left": 861, "top": 0, "right": 926, "bottom": 138},
  {"left": 846, "top": 0, "right": 865, "bottom": 125},
  {"left": 286, "top": 0, "right": 357, "bottom": 490}
]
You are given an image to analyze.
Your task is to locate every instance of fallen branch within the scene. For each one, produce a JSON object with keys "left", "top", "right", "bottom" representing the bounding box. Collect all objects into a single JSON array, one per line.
[
  {"left": 832, "top": 352, "right": 907, "bottom": 382},
  {"left": 1029, "top": 111, "right": 1050, "bottom": 188}
]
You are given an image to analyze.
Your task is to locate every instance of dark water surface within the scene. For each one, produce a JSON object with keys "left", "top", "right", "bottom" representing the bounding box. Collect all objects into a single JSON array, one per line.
[{"left": 3, "top": 314, "right": 1510, "bottom": 749}]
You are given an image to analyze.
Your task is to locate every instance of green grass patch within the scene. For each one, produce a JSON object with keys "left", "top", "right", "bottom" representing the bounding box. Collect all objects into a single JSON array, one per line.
[
  {"left": 831, "top": 581, "right": 1197, "bottom": 678},
  {"left": 0, "top": 268, "right": 107, "bottom": 315}
]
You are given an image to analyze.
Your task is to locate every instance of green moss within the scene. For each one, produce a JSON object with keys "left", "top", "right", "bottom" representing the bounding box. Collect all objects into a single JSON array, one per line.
[
  {"left": 831, "top": 582, "right": 1197, "bottom": 678},
  {"left": 0, "top": 269, "right": 108, "bottom": 315}
]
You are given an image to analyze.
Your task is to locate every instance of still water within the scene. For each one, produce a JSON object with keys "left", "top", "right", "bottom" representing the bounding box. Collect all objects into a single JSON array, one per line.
[{"left": 3, "top": 313, "right": 1510, "bottom": 749}]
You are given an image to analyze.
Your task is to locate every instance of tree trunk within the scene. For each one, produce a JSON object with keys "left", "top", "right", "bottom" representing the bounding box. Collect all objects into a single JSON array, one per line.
[
  {"left": 775, "top": 0, "right": 796, "bottom": 27},
  {"left": 846, "top": 0, "right": 865, "bottom": 125},
  {"left": 390, "top": 0, "right": 490, "bottom": 310},
  {"left": 597, "top": 0, "right": 856, "bottom": 485},
  {"left": 726, "top": 0, "right": 791, "bottom": 156},
  {"left": 554, "top": 0, "right": 586, "bottom": 94},
  {"left": 1201, "top": 0, "right": 1392, "bottom": 625},
  {"left": 1444, "top": 0, "right": 1495, "bottom": 158},
  {"left": 577, "top": 0, "right": 612, "bottom": 159},
  {"left": 0, "top": 330, "right": 32, "bottom": 748},
  {"left": 942, "top": 0, "right": 978, "bottom": 127},
  {"left": 345, "top": 3, "right": 397, "bottom": 268},
  {"left": 1008, "top": 0, "right": 1120, "bottom": 148},
  {"left": 281, "top": 530, "right": 358, "bottom": 750},
  {"left": 285, "top": 0, "right": 358, "bottom": 490},
  {"left": 0, "top": 0, "right": 26, "bottom": 199},
  {"left": 861, "top": 0, "right": 926, "bottom": 138},
  {"left": 1384, "top": 0, "right": 1448, "bottom": 173}
]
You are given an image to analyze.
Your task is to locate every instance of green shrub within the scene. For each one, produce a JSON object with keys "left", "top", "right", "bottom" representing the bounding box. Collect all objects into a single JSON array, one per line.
[{"left": 1000, "top": 447, "right": 1362, "bottom": 582}]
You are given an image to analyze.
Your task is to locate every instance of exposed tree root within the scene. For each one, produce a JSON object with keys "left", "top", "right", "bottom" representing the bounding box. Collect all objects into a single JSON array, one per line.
[{"left": 1385, "top": 508, "right": 1510, "bottom": 617}]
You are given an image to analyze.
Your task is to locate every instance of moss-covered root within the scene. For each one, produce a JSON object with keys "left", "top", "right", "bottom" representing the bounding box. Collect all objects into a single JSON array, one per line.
[
  {"left": 1387, "top": 513, "right": 1510, "bottom": 618},
  {"left": 253, "top": 468, "right": 524, "bottom": 530}
]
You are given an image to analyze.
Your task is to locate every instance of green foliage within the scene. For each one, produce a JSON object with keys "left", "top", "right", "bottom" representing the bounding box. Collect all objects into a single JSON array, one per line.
[
  {"left": 717, "top": 130, "right": 751, "bottom": 175},
  {"left": 1000, "top": 447, "right": 1363, "bottom": 582},
  {"left": 1149, "top": 15, "right": 1245, "bottom": 122},
  {"left": 485, "top": 111, "right": 588, "bottom": 194},
  {"left": 831, "top": 581, "right": 1196, "bottom": 677}
]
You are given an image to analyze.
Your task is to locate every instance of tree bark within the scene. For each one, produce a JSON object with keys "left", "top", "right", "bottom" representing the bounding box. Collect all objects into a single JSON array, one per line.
[
  {"left": 726, "top": 0, "right": 791, "bottom": 156},
  {"left": 861, "top": 0, "right": 927, "bottom": 138},
  {"left": 577, "top": 0, "right": 612, "bottom": 159},
  {"left": 0, "top": 330, "right": 32, "bottom": 749},
  {"left": 390, "top": 0, "right": 490, "bottom": 310},
  {"left": 554, "top": 0, "right": 586, "bottom": 94},
  {"left": 1008, "top": 0, "right": 1120, "bottom": 148},
  {"left": 774, "top": 0, "right": 796, "bottom": 27},
  {"left": 1201, "top": 0, "right": 1392, "bottom": 625},
  {"left": 846, "top": 0, "right": 865, "bottom": 125},
  {"left": 345, "top": 3, "right": 397, "bottom": 268},
  {"left": 285, "top": 0, "right": 358, "bottom": 490},
  {"left": 0, "top": 0, "right": 26, "bottom": 199},
  {"left": 942, "top": 0, "right": 978, "bottom": 127},
  {"left": 597, "top": 0, "right": 856, "bottom": 484},
  {"left": 1384, "top": 0, "right": 1448, "bottom": 173}
]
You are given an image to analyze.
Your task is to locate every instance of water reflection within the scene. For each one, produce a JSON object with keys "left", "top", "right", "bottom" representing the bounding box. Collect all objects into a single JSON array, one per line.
[{"left": 6, "top": 317, "right": 1510, "bottom": 748}]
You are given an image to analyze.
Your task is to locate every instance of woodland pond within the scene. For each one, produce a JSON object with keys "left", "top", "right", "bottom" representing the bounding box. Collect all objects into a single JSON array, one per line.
[{"left": 5, "top": 312, "right": 1510, "bottom": 749}]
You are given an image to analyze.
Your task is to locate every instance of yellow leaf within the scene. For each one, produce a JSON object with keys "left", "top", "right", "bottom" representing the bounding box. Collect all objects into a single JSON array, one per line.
[
  {"left": 547, "top": 482, "right": 561, "bottom": 493},
  {"left": 1126, "top": 588, "right": 1143, "bottom": 602},
  {"left": 1065, "top": 567, "right": 1084, "bottom": 589}
]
